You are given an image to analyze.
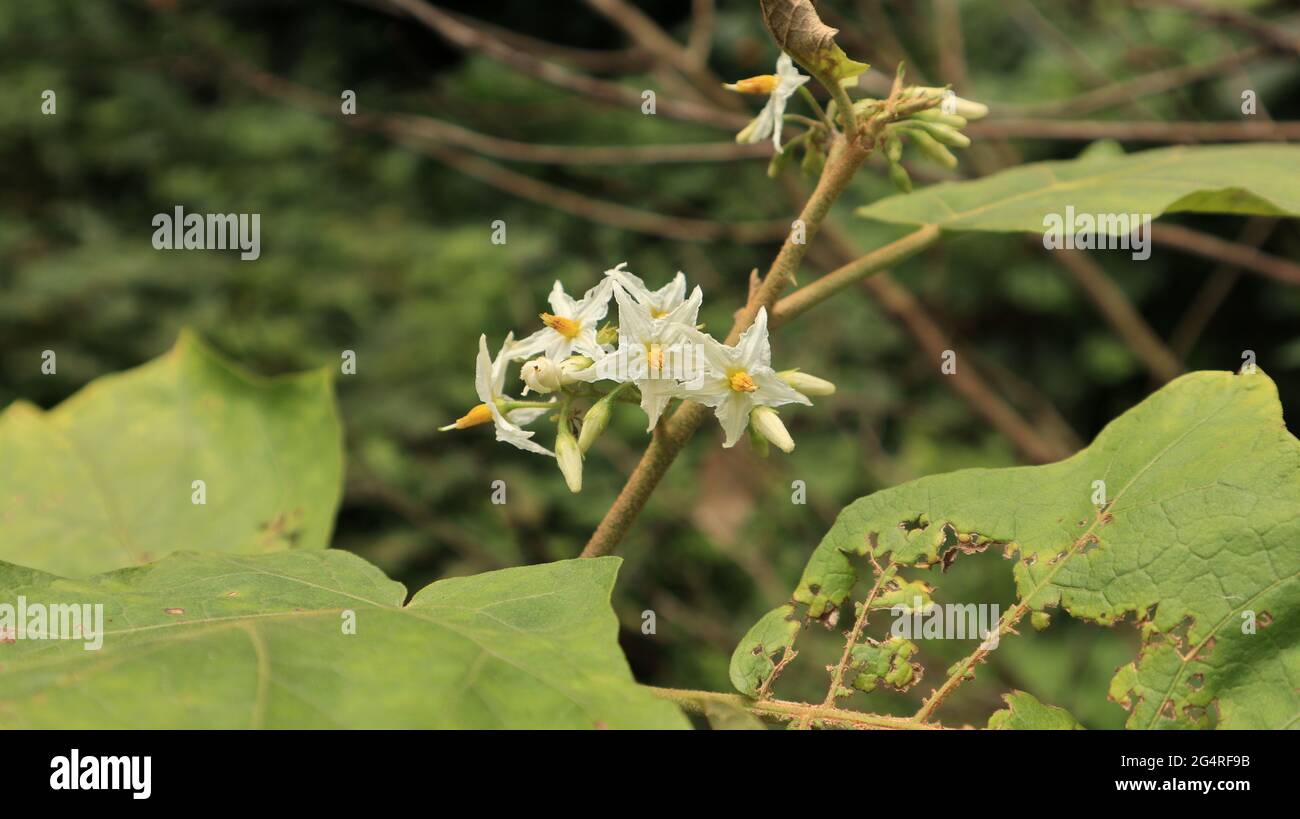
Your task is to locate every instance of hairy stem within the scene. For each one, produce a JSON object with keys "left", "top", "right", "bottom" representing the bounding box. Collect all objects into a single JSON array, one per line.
[
  {"left": 646, "top": 686, "right": 946, "bottom": 730},
  {"left": 580, "top": 133, "right": 871, "bottom": 558}
]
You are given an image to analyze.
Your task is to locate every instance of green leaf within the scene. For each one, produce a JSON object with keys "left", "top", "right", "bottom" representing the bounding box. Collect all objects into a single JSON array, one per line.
[
  {"left": 988, "top": 691, "right": 1083, "bottom": 729},
  {"left": 735, "top": 371, "right": 1300, "bottom": 728},
  {"left": 758, "top": 0, "right": 868, "bottom": 81},
  {"left": 0, "top": 331, "right": 343, "bottom": 577},
  {"left": 857, "top": 144, "right": 1300, "bottom": 232},
  {"left": 0, "top": 551, "right": 688, "bottom": 729}
]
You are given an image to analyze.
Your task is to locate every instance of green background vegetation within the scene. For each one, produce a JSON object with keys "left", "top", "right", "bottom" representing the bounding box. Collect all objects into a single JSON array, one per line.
[{"left": 2, "top": 0, "right": 1297, "bottom": 727}]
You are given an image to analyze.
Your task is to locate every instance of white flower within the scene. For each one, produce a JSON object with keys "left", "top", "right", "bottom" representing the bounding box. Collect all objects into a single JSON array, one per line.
[
  {"left": 682, "top": 307, "right": 810, "bottom": 447},
  {"left": 441, "top": 334, "right": 554, "bottom": 457},
  {"left": 729, "top": 53, "right": 810, "bottom": 153},
  {"left": 507, "top": 278, "right": 613, "bottom": 361},
  {"left": 604, "top": 262, "right": 689, "bottom": 320},
  {"left": 579, "top": 282, "right": 704, "bottom": 430}
]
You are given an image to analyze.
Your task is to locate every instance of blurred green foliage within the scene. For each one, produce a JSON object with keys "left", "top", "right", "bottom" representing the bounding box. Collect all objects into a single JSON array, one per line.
[{"left": 2, "top": 0, "right": 1297, "bottom": 727}]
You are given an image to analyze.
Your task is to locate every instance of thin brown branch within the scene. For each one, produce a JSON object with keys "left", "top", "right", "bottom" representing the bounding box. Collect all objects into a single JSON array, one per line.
[
  {"left": 1048, "top": 247, "right": 1185, "bottom": 384},
  {"left": 967, "top": 118, "right": 1300, "bottom": 142},
  {"left": 383, "top": 0, "right": 748, "bottom": 130},
  {"left": 1153, "top": 223, "right": 1300, "bottom": 286},
  {"left": 1170, "top": 219, "right": 1278, "bottom": 356},
  {"left": 1006, "top": 46, "right": 1266, "bottom": 117},
  {"left": 1137, "top": 0, "right": 1300, "bottom": 56},
  {"left": 582, "top": 0, "right": 735, "bottom": 108}
]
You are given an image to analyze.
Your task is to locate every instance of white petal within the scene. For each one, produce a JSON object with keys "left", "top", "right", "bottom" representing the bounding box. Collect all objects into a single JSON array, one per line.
[
  {"left": 473, "top": 335, "right": 495, "bottom": 404},
  {"left": 548, "top": 280, "right": 578, "bottom": 317},
  {"left": 505, "top": 327, "right": 553, "bottom": 361},
  {"left": 637, "top": 379, "right": 682, "bottom": 431},
  {"left": 714, "top": 393, "right": 753, "bottom": 448},
  {"left": 752, "top": 368, "right": 813, "bottom": 407},
  {"left": 574, "top": 277, "right": 615, "bottom": 324},
  {"left": 614, "top": 284, "right": 654, "bottom": 344},
  {"left": 736, "top": 307, "right": 772, "bottom": 368},
  {"left": 490, "top": 332, "right": 515, "bottom": 396}
]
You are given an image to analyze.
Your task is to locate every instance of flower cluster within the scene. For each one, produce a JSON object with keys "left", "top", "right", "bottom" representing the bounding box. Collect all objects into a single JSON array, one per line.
[{"left": 442, "top": 264, "right": 835, "bottom": 492}]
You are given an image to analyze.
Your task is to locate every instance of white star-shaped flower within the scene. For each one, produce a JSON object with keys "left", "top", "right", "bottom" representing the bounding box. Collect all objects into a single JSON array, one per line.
[
  {"left": 604, "top": 262, "right": 689, "bottom": 320},
  {"left": 507, "top": 278, "right": 613, "bottom": 361},
  {"left": 730, "top": 53, "right": 810, "bottom": 153},
  {"left": 578, "top": 283, "right": 703, "bottom": 430},
  {"left": 682, "top": 307, "right": 810, "bottom": 447},
  {"left": 441, "top": 334, "right": 554, "bottom": 457}
]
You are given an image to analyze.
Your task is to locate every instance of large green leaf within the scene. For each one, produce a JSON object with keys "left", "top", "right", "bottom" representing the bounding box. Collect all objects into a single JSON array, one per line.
[
  {"left": 0, "top": 331, "right": 343, "bottom": 577},
  {"left": 0, "top": 551, "right": 687, "bottom": 729},
  {"left": 733, "top": 371, "right": 1300, "bottom": 728},
  {"left": 857, "top": 144, "right": 1300, "bottom": 232}
]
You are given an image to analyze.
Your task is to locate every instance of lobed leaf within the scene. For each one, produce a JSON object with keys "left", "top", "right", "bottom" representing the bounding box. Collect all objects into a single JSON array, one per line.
[
  {"left": 0, "top": 330, "right": 343, "bottom": 577},
  {"left": 0, "top": 551, "right": 688, "bottom": 729},
  {"left": 734, "top": 371, "right": 1300, "bottom": 728}
]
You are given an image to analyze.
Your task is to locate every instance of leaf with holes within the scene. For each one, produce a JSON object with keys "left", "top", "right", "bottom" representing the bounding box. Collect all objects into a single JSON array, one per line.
[
  {"left": 857, "top": 144, "right": 1300, "bottom": 233},
  {"left": 0, "top": 551, "right": 687, "bottom": 729},
  {"left": 0, "top": 331, "right": 343, "bottom": 577},
  {"left": 733, "top": 371, "right": 1299, "bottom": 728},
  {"left": 988, "top": 691, "right": 1083, "bottom": 730}
]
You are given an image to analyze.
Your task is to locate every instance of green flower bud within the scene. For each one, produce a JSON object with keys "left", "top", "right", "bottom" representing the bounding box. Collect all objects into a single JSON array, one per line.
[{"left": 578, "top": 397, "right": 612, "bottom": 453}]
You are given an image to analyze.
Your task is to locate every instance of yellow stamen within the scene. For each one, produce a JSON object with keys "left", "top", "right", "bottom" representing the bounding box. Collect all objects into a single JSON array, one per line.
[
  {"left": 540, "top": 312, "right": 580, "bottom": 339},
  {"left": 728, "top": 370, "right": 757, "bottom": 393},
  {"left": 724, "top": 75, "right": 779, "bottom": 95},
  {"left": 647, "top": 343, "right": 665, "bottom": 373},
  {"left": 649, "top": 308, "right": 668, "bottom": 319},
  {"left": 453, "top": 403, "right": 493, "bottom": 429}
]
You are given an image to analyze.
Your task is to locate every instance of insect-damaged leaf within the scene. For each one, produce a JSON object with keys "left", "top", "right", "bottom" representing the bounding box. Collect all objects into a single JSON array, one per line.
[
  {"left": 734, "top": 371, "right": 1299, "bottom": 728},
  {"left": 0, "top": 330, "right": 343, "bottom": 577},
  {"left": 857, "top": 144, "right": 1300, "bottom": 233},
  {"left": 988, "top": 691, "right": 1083, "bottom": 730},
  {"left": 0, "top": 551, "right": 687, "bottom": 729},
  {"left": 758, "top": 0, "right": 868, "bottom": 82}
]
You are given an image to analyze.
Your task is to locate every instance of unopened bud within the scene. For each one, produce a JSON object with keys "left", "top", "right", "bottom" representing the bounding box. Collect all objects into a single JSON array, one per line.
[
  {"left": 520, "top": 357, "right": 565, "bottom": 394},
  {"left": 750, "top": 406, "right": 795, "bottom": 453},
  {"left": 779, "top": 370, "right": 836, "bottom": 396},
  {"left": 578, "top": 398, "right": 612, "bottom": 453},
  {"left": 556, "top": 433, "right": 583, "bottom": 493}
]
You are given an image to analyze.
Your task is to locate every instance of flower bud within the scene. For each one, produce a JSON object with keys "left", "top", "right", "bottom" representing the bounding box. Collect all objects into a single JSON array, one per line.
[
  {"left": 520, "top": 357, "right": 574, "bottom": 394},
  {"left": 556, "top": 432, "right": 583, "bottom": 493},
  {"left": 578, "top": 398, "right": 612, "bottom": 453},
  {"left": 750, "top": 406, "right": 795, "bottom": 453},
  {"left": 779, "top": 370, "right": 836, "bottom": 396},
  {"left": 561, "top": 355, "right": 594, "bottom": 377}
]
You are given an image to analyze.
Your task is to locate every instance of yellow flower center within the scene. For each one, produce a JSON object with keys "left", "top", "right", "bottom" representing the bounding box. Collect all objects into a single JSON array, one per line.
[
  {"left": 540, "top": 313, "right": 580, "bottom": 339},
  {"left": 454, "top": 403, "right": 494, "bottom": 429},
  {"left": 727, "top": 75, "right": 779, "bottom": 95},
  {"left": 728, "top": 370, "right": 757, "bottom": 393},
  {"left": 649, "top": 307, "right": 668, "bottom": 319},
  {"left": 647, "top": 343, "right": 665, "bottom": 372}
]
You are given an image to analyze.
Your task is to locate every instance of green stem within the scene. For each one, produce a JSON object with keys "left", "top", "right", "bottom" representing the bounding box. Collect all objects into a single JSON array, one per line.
[{"left": 797, "top": 84, "right": 832, "bottom": 129}]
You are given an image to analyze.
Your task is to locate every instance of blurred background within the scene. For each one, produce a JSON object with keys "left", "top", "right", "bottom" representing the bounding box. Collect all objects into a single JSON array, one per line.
[{"left": 3, "top": 0, "right": 1298, "bottom": 727}]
